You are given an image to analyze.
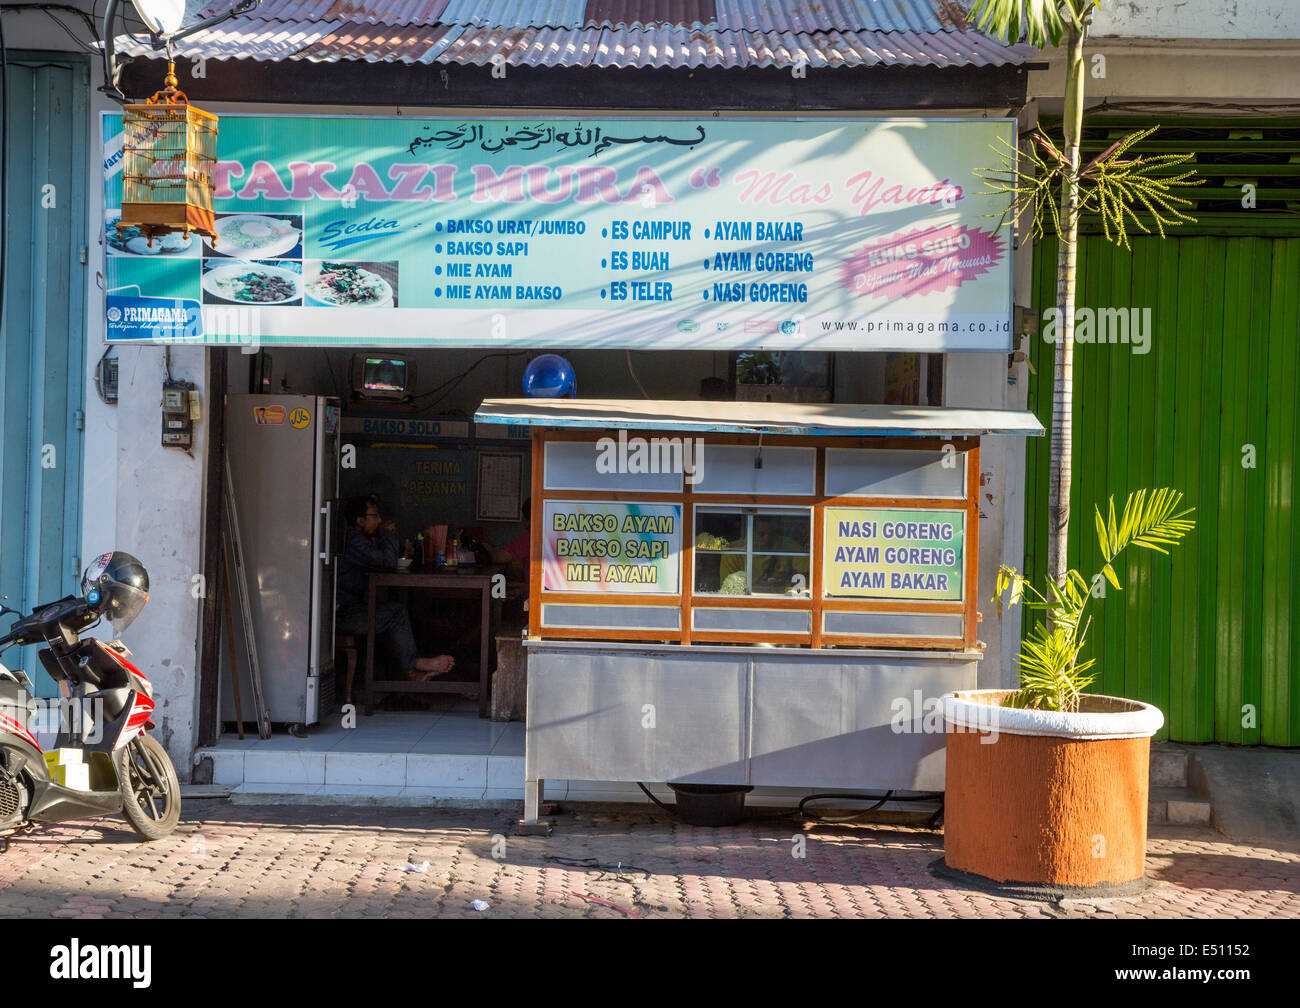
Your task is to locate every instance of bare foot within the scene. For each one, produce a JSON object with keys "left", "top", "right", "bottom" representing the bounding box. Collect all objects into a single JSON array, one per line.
[{"left": 413, "top": 655, "right": 455, "bottom": 680}]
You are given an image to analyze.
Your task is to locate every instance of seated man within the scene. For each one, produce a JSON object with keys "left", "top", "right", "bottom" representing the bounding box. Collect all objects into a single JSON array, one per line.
[{"left": 336, "top": 495, "right": 454, "bottom": 681}]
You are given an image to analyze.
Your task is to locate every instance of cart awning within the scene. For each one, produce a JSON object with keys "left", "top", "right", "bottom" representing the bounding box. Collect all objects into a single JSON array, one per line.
[{"left": 474, "top": 399, "right": 1044, "bottom": 438}]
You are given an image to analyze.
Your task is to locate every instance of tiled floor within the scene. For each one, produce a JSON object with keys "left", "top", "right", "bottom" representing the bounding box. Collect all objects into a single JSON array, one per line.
[
  {"left": 196, "top": 702, "right": 539, "bottom": 800},
  {"left": 212, "top": 707, "right": 524, "bottom": 755}
]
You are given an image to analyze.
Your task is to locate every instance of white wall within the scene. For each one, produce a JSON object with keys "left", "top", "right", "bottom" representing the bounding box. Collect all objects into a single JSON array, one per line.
[
  {"left": 0, "top": 6, "right": 209, "bottom": 776},
  {"left": 1091, "top": 0, "right": 1300, "bottom": 40}
]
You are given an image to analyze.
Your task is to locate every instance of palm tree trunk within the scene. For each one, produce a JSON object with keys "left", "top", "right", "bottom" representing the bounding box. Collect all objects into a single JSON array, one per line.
[{"left": 1047, "top": 21, "right": 1087, "bottom": 589}]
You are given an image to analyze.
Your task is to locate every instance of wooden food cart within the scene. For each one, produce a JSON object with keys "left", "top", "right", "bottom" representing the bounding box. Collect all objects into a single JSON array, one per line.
[{"left": 473, "top": 400, "right": 1043, "bottom": 824}]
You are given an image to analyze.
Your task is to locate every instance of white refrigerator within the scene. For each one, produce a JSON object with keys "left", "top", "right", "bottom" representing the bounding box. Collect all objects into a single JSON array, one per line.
[{"left": 221, "top": 394, "right": 340, "bottom": 729}]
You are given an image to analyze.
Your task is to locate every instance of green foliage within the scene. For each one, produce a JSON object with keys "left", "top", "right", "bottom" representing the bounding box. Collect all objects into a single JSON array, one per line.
[
  {"left": 966, "top": 0, "right": 1095, "bottom": 49},
  {"left": 993, "top": 488, "right": 1195, "bottom": 712},
  {"left": 979, "top": 126, "right": 1203, "bottom": 249}
]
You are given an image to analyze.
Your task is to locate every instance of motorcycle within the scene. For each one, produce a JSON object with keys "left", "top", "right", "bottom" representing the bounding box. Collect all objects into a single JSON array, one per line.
[{"left": 0, "top": 551, "right": 180, "bottom": 853}]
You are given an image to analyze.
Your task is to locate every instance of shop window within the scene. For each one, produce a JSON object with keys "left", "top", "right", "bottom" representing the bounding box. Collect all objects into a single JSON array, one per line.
[{"left": 694, "top": 508, "right": 811, "bottom": 596}]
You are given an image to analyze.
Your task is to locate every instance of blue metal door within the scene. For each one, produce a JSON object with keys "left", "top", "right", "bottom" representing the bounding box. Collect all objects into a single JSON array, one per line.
[{"left": 0, "top": 54, "right": 90, "bottom": 695}]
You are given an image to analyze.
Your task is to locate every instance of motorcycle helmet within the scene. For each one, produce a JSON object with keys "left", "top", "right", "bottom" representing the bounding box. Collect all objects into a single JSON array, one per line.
[
  {"left": 81, "top": 551, "right": 150, "bottom": 633},
  {"left": 522, "top": 354, "right": 576, "bottom": 398}
]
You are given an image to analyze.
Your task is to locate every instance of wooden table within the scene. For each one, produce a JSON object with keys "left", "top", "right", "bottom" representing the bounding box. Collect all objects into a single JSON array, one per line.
[{"left": 364, "top": 568, "right": 503, "bottom": 718}]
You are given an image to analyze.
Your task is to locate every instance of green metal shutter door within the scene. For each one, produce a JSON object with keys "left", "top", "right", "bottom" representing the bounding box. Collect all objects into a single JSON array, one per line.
[
  {"left": 0, "top": 57, "right": 89, "bottom": 696},
  {"left": 1027, "top": 233, "right": 1300, "bottom": 745}
]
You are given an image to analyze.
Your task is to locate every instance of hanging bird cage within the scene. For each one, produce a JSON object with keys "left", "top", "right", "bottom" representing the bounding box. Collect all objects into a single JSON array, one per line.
[{"left": 118, "top": 61, "right": 219, "bottom": 247}]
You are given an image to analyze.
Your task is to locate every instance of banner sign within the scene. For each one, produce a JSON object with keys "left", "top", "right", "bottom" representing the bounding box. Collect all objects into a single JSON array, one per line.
[
  {"left": 542, "top": 501, "right": 681, "bottom": 593},
  {"left": 102, "top": 114, "right": 1013, "bottom": 351},
  {"left": 823, "top": 508, "right": 964, "bottom": 600},
  {"left": 105, "top": 294, "right": 202, "bottom": 342}
]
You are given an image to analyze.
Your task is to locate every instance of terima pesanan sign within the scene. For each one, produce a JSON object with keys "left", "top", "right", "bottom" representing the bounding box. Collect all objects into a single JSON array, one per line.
[{"left": 102, "top": 115, "right": 1014, "bottom": 351}]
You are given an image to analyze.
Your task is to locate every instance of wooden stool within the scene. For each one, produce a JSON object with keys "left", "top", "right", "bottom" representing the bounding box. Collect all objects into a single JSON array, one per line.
[{"left": 335, "top": 634, "right": 360, "bottom": 706}]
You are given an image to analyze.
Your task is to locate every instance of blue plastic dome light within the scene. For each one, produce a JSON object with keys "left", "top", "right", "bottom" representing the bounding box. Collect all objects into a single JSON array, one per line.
[{"left": 522, "top": 354, "right": 577, "bottom": 398}]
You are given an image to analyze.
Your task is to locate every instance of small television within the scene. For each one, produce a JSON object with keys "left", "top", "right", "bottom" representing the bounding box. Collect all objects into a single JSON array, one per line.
[{"left": 352, "top": 354, "right": 413, "bottom": 400}]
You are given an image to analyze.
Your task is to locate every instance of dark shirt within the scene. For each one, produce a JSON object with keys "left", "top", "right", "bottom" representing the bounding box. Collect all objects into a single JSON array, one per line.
[{"left": 336, "top": 527, "right": 400, "bottom": 610}]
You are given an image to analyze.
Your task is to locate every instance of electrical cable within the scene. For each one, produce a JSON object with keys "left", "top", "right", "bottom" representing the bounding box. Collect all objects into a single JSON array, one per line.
[
  {"left": 635, "top": 781, "right": 675, "bottom": 813},
  {"left": 798, "top": 791, "right": 945, "bottom": 828},
  {"left": 409, "top": 350, "right": 525, "bottom": 409},
  {"left": 0, "top": 4, "right": 112, "bottom": 84},
  {"left": 625, "top": 349, "right": 650, "bottom": 398},
  {"left": 638, "top": 780, "right": 942, "bottom": 827}
]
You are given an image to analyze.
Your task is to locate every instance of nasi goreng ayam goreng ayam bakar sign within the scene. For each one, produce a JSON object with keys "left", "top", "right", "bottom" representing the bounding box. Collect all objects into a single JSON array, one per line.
[{"left": 102, "top": 115, "right": 1014, "bottom": 351}]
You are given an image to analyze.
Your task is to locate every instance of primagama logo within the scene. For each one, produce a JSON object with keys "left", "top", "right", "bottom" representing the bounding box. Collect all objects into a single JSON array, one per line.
[
  {"left": 595, "top": 430, "right": 705, "bottom": 485},
  {"left": 50, "top": 939, "right": 152, "bottom": 988}
]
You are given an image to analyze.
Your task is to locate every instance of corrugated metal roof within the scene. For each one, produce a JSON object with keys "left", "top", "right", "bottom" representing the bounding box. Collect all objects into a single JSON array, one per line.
[
  {"left": 115, "top": 0, "right": 1027, "bottom": 67},
  {"left": 118, "top": 21, "right": 1025, "bottom": 66},
  {"left": 712, "top": 0, "right": 945, "bottom": 33},
  {"left": 583, "top": 0, "right": 718, "bottom": 29},
  {"left": 439, "top": 0, "right": 590, "bottom": 29},
  {"left": 241, "top": 0, "right": 451, "bottom": 24},
  {"left": 296, "top": 21, "right": 458, "bottom": 62},
  {"left": 250, "top": 0, "right": 962, "bottom": 32}
]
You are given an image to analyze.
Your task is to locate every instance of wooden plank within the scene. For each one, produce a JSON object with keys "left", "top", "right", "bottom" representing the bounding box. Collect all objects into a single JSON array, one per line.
[
  {"left": 819, "top": 634, "right": 969, "bottom": 650},
  {"left": 820, "top": 495, "right": 969, "bottom": 509},
  {"left": 821, "top": 599, "right": 966, "bottom": 614},
  {"left": 537, "top": 591, "right": 680, "bottom": 607},
  {"left": 679, "top": 595, "right": 811, "bottom": 610},
  {"left": 529, "top": 432, "right": 544, "bottom": 640},
  {"left": 689, "top": 630, "right": 810, "bottom": 645},
  {"left": 810, "top": 448, "right": 825, "bottom": 649},
  {"left": 539, "top": 627, "right": 695, "bottom": 643},
  {"left": 681, "top": 499, "right": 694, "bottom": 645},
  {"left": 964, "top": 442, "right": 980, "bottom": 648},
  {"left": 540, "top": 489, "right": 689, "bottom": 503}
]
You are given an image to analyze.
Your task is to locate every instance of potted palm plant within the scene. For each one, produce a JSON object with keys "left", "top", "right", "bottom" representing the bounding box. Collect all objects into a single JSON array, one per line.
[{"left": 941, "top": 489, "right": 1193, "bottom": 894}]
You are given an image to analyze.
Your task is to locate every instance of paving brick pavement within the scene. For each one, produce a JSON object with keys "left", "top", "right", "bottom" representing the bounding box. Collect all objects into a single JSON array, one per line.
[{"left": 0, "top": 801, "right": 1296, "bottom": 919}]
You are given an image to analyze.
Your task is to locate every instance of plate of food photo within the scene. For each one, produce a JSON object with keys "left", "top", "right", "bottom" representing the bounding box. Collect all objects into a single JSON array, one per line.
[
  {"left": 205, "top": 214, "right": 302, "bottom": 259},
  {"left": 304, "top": 261, "right": 395, "bottom": 307},
  {"left": 106, "top": 211, "right": 198, "bottom": 257},
  {"left": 201, "top": 261, "right": 303, "bottom": 305}
]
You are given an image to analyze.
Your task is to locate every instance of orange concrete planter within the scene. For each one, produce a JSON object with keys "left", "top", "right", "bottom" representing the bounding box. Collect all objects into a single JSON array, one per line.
[{"left": 941, "top": 689, "right": 1164, "bottom": 893}]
